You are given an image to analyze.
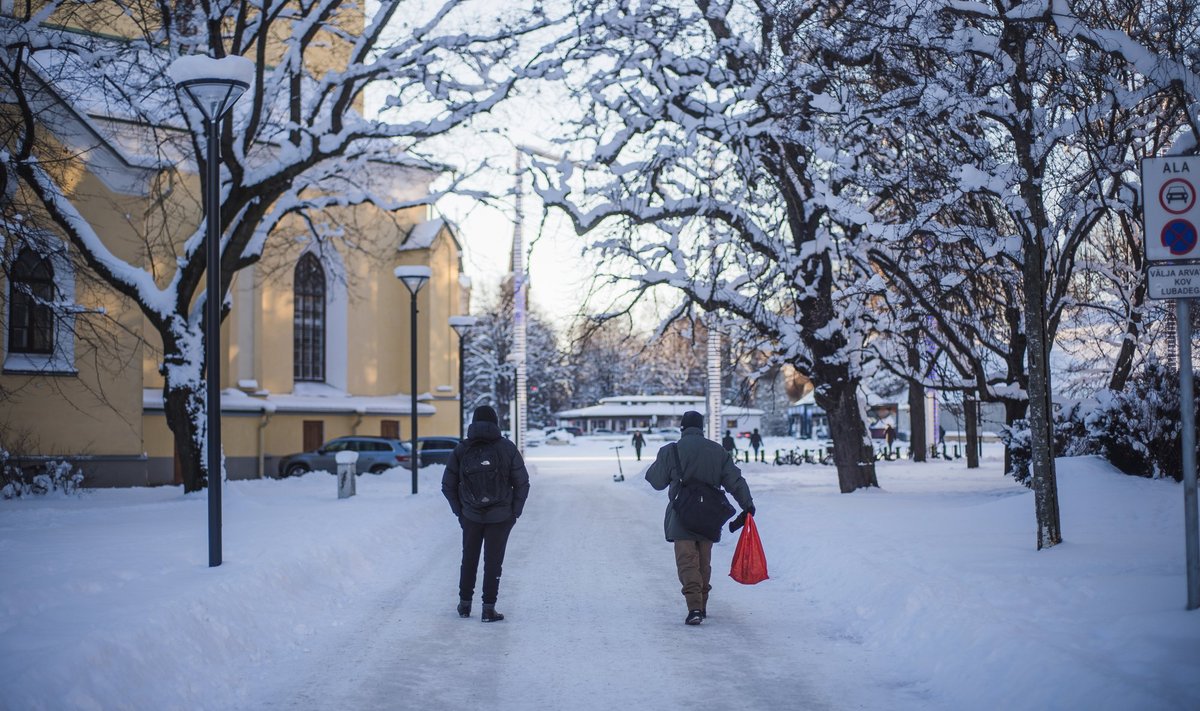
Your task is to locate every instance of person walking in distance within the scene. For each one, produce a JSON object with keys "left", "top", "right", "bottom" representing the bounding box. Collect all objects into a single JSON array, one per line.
[
  {"left": 721, "top": 429, "right": 736, "bottom": 456},
  {"left": 749, "top": 428, "right": 764, "bottom": 462},
  {"left": 442, "top": 405, "right": 529, "bottom": 622},
  {"left": 646, "top": 411, "right": 754, "bottom": 625},
  {"left": 632, "top": 430, "right": 646, "bottom": 461}
]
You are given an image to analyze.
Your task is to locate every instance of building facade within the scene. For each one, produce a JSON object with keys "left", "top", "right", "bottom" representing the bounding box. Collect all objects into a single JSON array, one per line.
[
  {"left": 1, "top": 11, "right": 473, "bottom": 487},
  {"left": 555, "top": 395, "right": 764, "bottom": 435}
]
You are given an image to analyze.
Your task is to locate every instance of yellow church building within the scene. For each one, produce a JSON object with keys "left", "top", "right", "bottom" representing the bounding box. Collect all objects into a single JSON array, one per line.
[{"left": 1, "top": 5, "right": 474, "bottom": 487}]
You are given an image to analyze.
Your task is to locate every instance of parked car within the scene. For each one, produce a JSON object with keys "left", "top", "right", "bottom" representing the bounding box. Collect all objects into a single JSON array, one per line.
[
  {"left": 277, "top": 436, "right": 412, "bottom": 478},
  {"left": 652, "top": 427, "right": 681, "bottom": 441},
  {"left": 414, "top": 436, "right": 460, "bottom": 466}
]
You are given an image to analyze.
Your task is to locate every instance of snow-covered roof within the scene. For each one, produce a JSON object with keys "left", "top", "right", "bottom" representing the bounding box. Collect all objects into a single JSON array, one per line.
[
  {"left": 143, "top": 388, "right": 437, "bottom": 416},
  {"left": 22, "top": 32, "right": 442, "bottom": 193},
  {"left": 556, "top": 394, "right": 763, "bottom": 419},
  {"left": 598, "top": 394, "right": 712, "bottom": 406},
  {"left": 399, "top": 217, "right": 463, "bottom": 252}
]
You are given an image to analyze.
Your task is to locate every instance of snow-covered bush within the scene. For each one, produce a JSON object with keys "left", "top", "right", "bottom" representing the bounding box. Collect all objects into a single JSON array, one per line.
[
  {"left": 1002, "top": 361, "right": 1199, "bottom": 485},
  {"left": 1000, "top": 403, "right": 1096, "bottom": 487},
  {"left": 1, "top": 449, "right": 84, "bottom": 499},
  {"left": 1086, "top": 361, "right": 1199, "bottom": 482}
]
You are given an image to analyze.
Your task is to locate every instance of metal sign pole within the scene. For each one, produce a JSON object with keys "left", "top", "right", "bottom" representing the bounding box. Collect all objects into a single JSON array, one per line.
[
  {"left": 1141, "top": 156, "right": 1200, "bottom": 607},
  {"left": 1178, "top": 298, "right": 1198, "bottom": 610}
]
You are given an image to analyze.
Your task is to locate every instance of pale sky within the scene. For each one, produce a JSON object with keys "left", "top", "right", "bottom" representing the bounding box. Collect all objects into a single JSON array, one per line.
[{"left": 440, "top": 184, "right": 595, "bottom": 329}]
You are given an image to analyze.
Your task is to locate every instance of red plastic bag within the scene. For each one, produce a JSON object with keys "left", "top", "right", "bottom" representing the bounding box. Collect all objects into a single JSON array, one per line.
[{"left": 729, "top": 513, "right": 768, "bottom": 585}]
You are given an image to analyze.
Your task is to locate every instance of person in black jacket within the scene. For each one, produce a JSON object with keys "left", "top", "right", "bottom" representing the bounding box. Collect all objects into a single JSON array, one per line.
[
  {"left": 631, "top": 430, "right": 646, "bottom": 461},
  {"left": 721, "top": 430, "right": 736, "bottom": 455},
  {"left": 749, "top": 428, "right": 763, "bottom": 462},
  {"left": 441, "top": 405, "right": 530, "bottom": 622}
]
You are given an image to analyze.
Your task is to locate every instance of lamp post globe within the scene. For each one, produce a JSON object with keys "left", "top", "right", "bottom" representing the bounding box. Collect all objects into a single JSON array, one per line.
[
  {"left": 448, "top": 315, "right": 478, "bottom": 439},
  {"left": 168, "top": 54, "right": 254, "bottom": 569},
  {"left": 395, "top": 266, "right": 432, "bottom": 494}
]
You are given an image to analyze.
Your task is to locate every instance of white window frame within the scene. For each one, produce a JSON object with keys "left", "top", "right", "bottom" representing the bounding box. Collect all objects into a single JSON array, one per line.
[{"left": 3, "top": 233, "right": 77, "bottom": 375}]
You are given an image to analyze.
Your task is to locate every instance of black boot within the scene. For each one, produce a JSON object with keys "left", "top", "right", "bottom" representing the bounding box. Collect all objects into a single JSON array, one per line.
[
  {"left": 481, "top": 604, "right": 505, "bottom": 623},
  {"left": 457, "top": 599, "right": 471, "bottom": 618},
  {"left": 685, "top": 609, "right": 704, "bottom": 625}
]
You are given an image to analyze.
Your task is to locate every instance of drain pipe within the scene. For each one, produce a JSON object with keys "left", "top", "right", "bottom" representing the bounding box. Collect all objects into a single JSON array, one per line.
[{"left": 257, "top": 404, "right": 275, "bottom": 479}]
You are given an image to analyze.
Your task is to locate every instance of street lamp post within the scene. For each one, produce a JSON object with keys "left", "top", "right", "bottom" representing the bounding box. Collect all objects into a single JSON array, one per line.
[
  {"left": 448, "top": 316, "right": 478, "bottom": 439},
  {"left": 169, "top": 54, "right": 253, "bottom": 568},
  {"left": 395, "top": 266, "right": 432, "bottom": 495}
]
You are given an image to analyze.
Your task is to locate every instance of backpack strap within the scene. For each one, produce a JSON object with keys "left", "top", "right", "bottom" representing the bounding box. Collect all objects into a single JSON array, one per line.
[{"left": 670, "top": 442, "right": 687, "bottom": 483}]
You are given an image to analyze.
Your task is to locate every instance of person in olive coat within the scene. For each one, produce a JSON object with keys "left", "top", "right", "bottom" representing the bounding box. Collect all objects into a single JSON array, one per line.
[
  {"left": 645, "top": 411, "right": 754, "bottom": 625},
  {"left": 442, "top": 405, "right": 530, "bottom": 622}
]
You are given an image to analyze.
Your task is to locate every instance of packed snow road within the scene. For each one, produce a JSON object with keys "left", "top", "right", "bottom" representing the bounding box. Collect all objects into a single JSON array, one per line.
[{"left": 259, "top": 447, "right": 863, "bottom": 711}]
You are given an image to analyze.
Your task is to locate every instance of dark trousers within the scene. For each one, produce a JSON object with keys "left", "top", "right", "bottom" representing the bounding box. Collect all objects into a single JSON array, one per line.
[{"left": 459, "top": 518, "right": 515, "bottom": 605}]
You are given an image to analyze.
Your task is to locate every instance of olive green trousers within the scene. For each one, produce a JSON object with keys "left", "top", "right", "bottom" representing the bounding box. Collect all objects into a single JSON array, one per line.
[{"left": 674, "top": 539, "right": 714, "bottom": 612}]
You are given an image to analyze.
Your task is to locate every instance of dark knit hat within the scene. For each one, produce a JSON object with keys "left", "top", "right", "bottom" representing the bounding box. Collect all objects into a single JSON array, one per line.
[
  {"left": 680, "top": 410, "right": 704, "bottom": 429},
  {"left": 472, "top": 405, "right": 499, "bottom": 424}
]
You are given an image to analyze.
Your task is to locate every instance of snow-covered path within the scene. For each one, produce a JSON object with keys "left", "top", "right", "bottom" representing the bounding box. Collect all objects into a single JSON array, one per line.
[
  {"left": 5, "top": 439, "right": 1198, "bottom": 710},
  {"left": 261, "top": 450, "right": 853, "bottom": 710}
]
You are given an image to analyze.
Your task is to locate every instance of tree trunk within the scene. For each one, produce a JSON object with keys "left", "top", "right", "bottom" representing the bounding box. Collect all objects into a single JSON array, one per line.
[
  {"left": 965, "top": 397, "right": 980, "bottom": 469},
  {"left": 1021, "top": 237, "right": 1062, "bottom": 550},
  {"left": 907, "top": 341, "right": 927, "bottom": 462},
  {"left": 1108, "top": 280, "right": 1146, "bottom": 392},
  {"left": 162, "top": 350, "right": 208, "bottom": 493},
  {"left": 814, "top": 373, "right": 879, "bottom": 493}
]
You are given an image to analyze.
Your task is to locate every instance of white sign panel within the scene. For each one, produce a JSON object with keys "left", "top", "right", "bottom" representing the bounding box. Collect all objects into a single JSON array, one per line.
[
  {"left": 1148, "top": 263, "right": 1200, "bottom": 300},
  {"left": 1143, "top": 156, "right": 1200, "bottom": 263}
]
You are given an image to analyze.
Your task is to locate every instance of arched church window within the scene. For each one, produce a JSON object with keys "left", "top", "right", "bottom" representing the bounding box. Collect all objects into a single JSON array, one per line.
[{"left": 293, "top": 253, "right": 325, "bottom": 382}]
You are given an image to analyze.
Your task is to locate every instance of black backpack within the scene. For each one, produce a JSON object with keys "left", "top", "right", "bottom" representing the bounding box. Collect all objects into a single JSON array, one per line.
[
  {"left": 458, "top": 441, "right": 510, "bottom": 509},
  {"left": 670, "top": 443, "right": 735, "bottom": 540}
]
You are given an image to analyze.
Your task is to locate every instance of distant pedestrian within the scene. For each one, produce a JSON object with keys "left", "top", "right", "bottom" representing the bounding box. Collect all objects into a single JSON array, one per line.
[
  {"left": 721, "top": 429, "right": 736, "bottom": 454},
  {"left": 749, "top": 428, "right": 763, "bottom": 462},
  {"left": 646, "top": 411, "right": 754, "bottom": 625},
  {"left": 442, "top": 405, "right": 530, "bottom": 623},
  {"left": 632, "top": 430, "right": 646, "bottom": 461},
  {"left": 883, "top": 424, "right": 896, "bottom": 450}
]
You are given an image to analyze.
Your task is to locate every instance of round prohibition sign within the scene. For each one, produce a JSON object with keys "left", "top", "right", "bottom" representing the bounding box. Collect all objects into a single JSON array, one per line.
[
  {"left": 1160, "top": 178, "right": 1196, "bottom": 214},
  {"left": 1161, "top": 219, "right": 1198, "bottom": 256}
]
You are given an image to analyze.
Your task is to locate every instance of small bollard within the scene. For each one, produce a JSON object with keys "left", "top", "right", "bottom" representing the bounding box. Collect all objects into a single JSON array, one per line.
[{"left": 336, "top": 450, "right": 358, "bottom": 499}]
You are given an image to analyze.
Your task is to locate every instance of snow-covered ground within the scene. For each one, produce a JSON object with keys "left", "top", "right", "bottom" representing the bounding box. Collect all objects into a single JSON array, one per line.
[{"left": 2, "top": 437, "right": 1198, "bottom": 710}]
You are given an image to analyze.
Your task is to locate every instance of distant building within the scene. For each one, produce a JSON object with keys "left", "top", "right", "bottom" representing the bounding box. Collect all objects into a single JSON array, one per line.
[
  {"left": 555, "top": 395, "right": 764, "bottom": 434},
  {"left": 786, "top": 389, "right": 1006, "bottom": 441}
]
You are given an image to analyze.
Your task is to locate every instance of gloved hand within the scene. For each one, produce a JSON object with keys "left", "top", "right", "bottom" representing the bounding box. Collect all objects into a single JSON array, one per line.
[{"left": 729, "top": 510, "right": 749, "bottom": 533}]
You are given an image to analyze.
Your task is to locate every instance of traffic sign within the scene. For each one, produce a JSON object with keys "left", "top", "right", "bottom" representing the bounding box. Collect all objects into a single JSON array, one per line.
[
  {"left": 1143, "top": 156, "right": 1200, "bottom": 262},
  {"left": 1161, "top": 178, "right": 1196, "bottom": 214},
  {"left": 1163, "top": 219, "right": 1199, "bottom": 256},
  {"left": 1148, "top": 263, "right": 1200, "bottom": 300}
]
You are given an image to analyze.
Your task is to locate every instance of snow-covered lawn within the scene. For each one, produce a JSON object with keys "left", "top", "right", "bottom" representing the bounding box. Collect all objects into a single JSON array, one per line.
[{"left": 2, "top": 438, "right": 1197, "bottom": 710}]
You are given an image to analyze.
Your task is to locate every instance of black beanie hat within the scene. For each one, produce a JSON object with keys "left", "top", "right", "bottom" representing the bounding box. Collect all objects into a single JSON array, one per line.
[
  {"left": 472, "top": 405, "right": 499, "bottom": 424},
  {"left": 681, "top": 410, "right": 703, "bottom": 429}
]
